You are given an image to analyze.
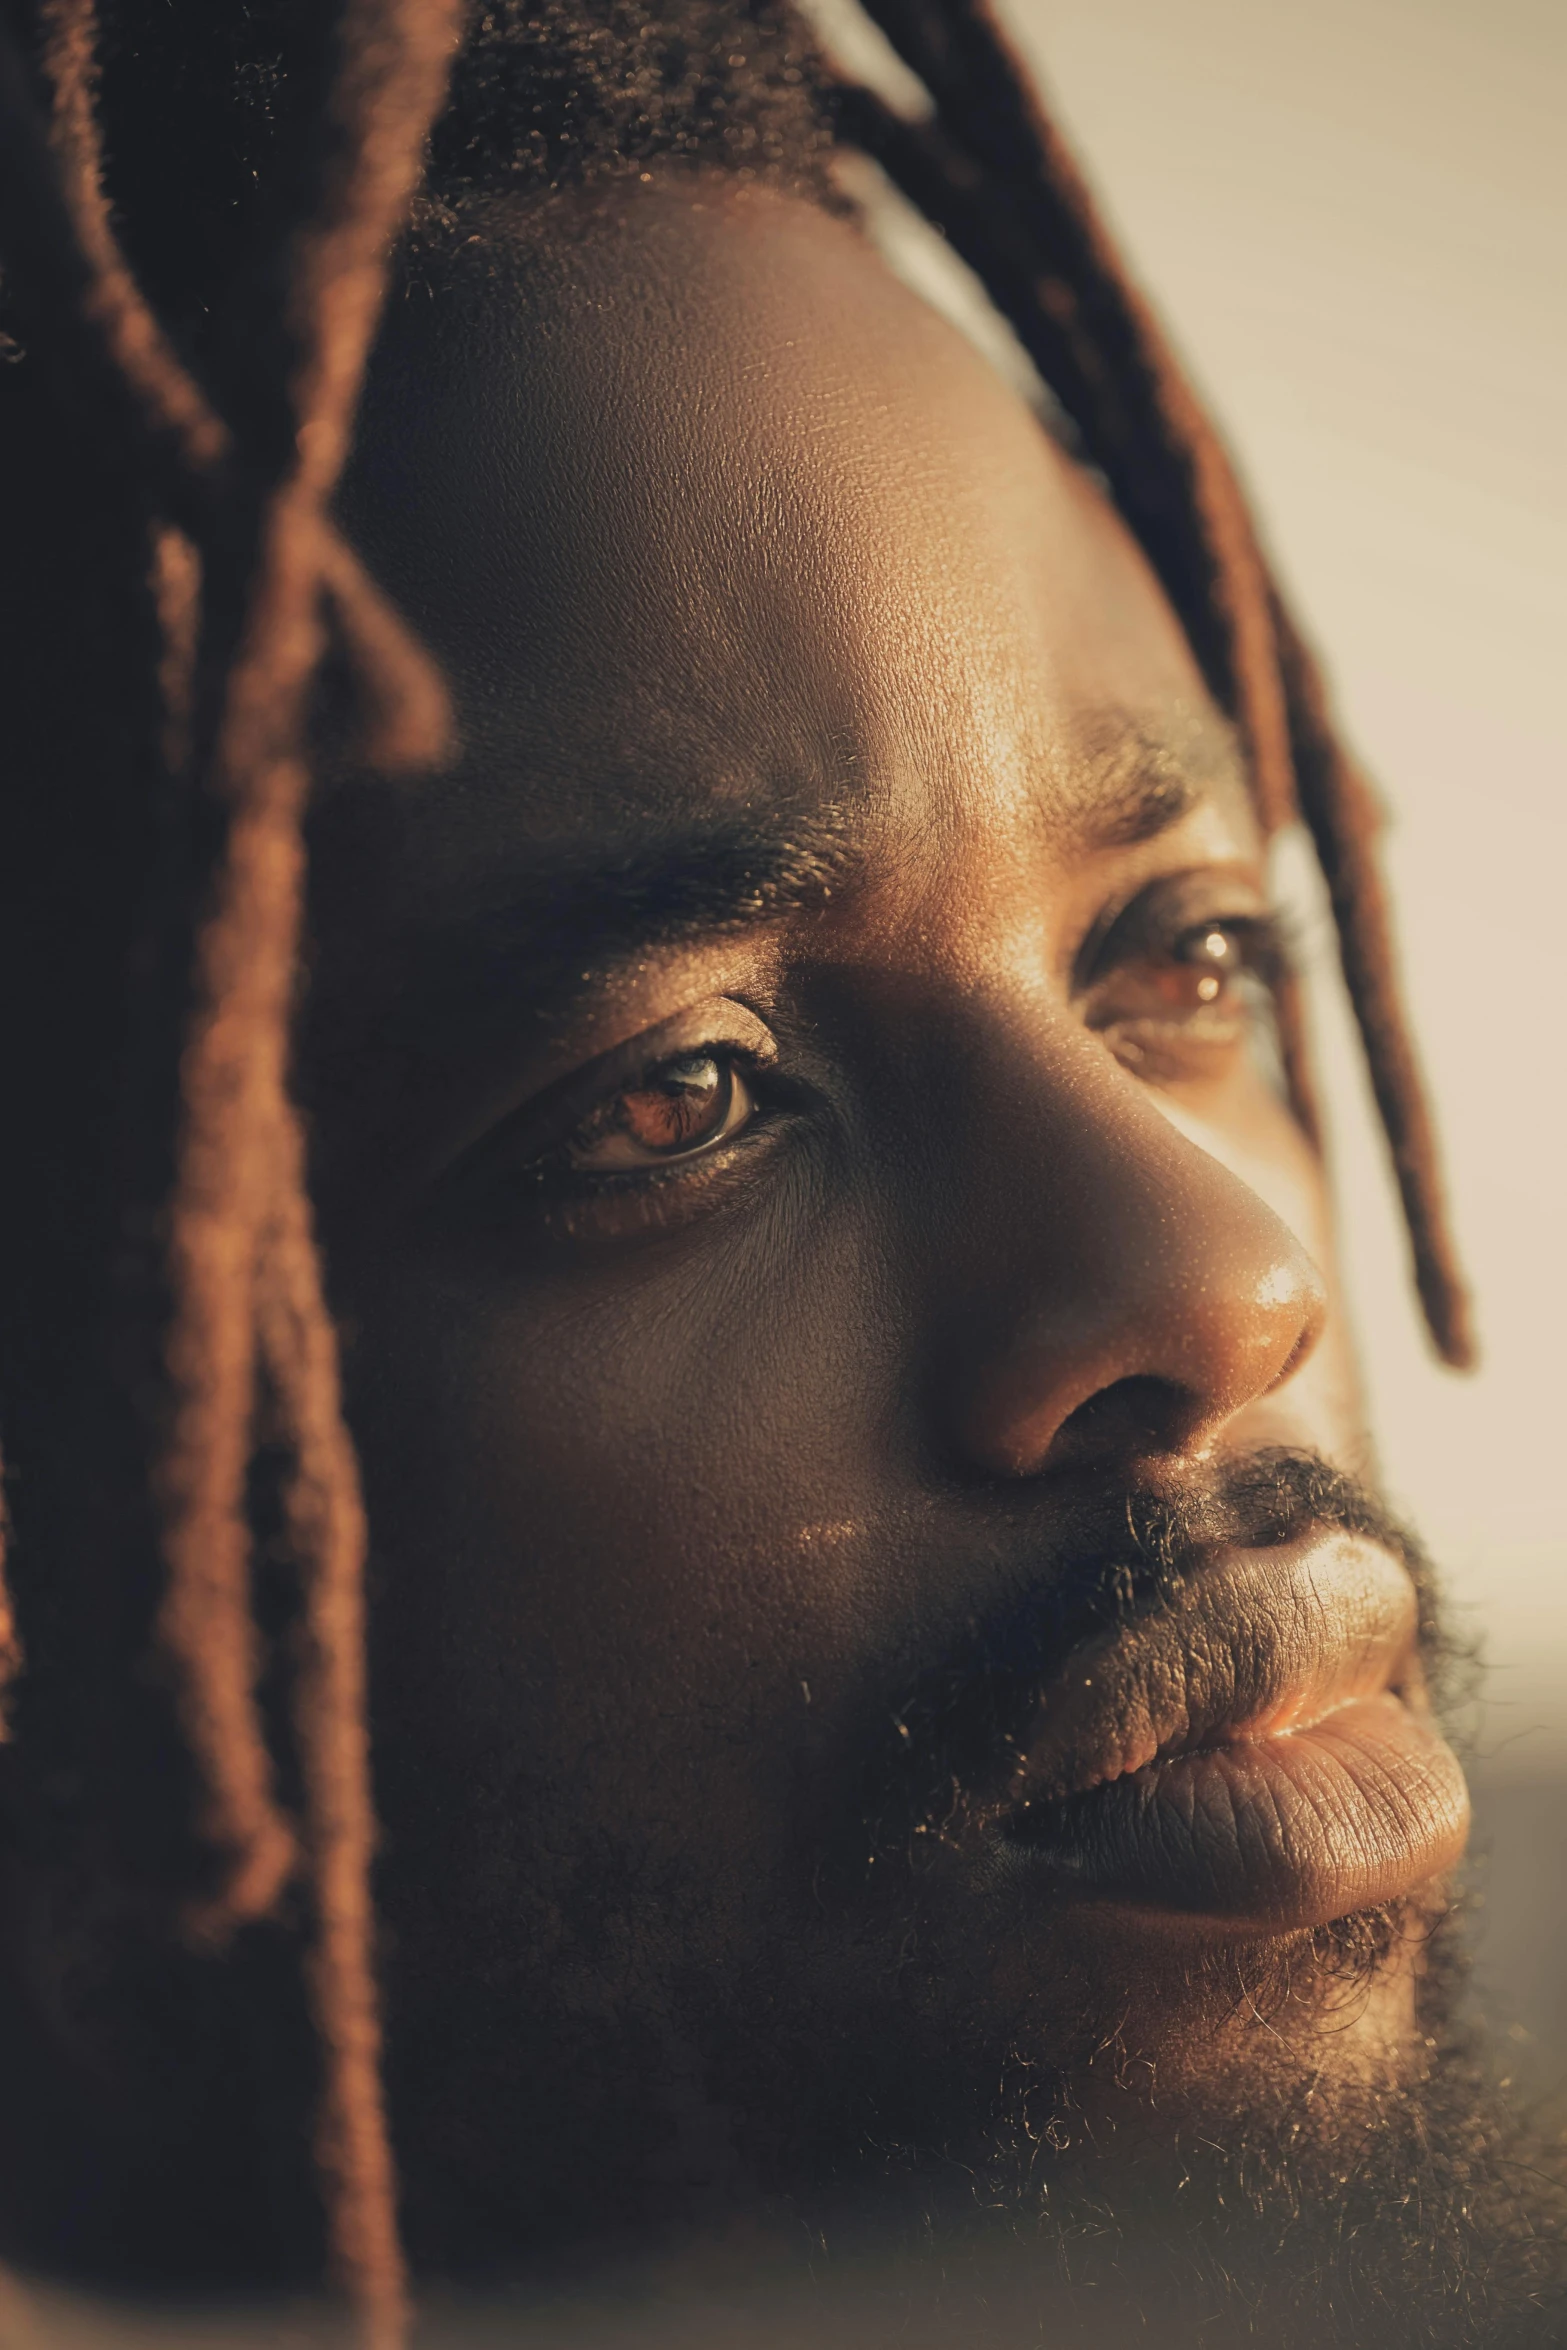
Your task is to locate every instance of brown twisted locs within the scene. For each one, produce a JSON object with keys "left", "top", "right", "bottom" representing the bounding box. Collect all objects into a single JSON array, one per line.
[
  {"left": 0, "top": 0, "right": 458, "bottom": 2340},
  {"left": 0, "top": 0, "right": 1475, "bottom": 2342}
]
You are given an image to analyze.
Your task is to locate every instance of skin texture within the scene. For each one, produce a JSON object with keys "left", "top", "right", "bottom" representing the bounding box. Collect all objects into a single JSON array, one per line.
[{"left": 301, "top": 181, "right": 1463, "bottom": 2267}]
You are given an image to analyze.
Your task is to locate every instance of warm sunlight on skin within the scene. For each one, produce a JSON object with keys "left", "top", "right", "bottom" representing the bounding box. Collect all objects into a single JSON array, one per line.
[{"left": 295, "top": 183, "right": 1470, "bottom": 2263}]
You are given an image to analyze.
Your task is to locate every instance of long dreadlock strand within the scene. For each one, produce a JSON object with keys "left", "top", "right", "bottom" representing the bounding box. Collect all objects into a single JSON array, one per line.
[
  {"left": 157, "top": 782, "right": 309, "bottom": 1934},
  {"left": 36, "top": 0, "right": 451, "bottom": 790},
  {"left": 257, "top": 1099, "right": 404, "bottom": 2348},
  {"left": 7, "top": 0, "right": 456, "bottom": 2321},
  {"left": 315, "top": 521, "right": 454, "bottom": 773},
  {"left": 150, "top": 520, "right": 203, "bottom": 772},
  {"left": 0, "top": 11, "right": 175, "bottom": 477},
  {"left": 835, "top": 7, "right": 1465, "bottom": 1350},
  {"left": 1, "top": 4, "right": 450, "bottom": 759},
  {"left": 28, "top": 0, "right": 300, "bottom": 1934},
  {"left": 20, "top": 0, "right": 454, "bottom": 1949},
  {"left": 159, "top": 0, "right": 461, "bottom": 2322},
  {"left": 32, "top": 0, "right": 227, "bottom": 476},
  {"left": 1271, "top": 596, "right": 1475, "bottom": 1369}
]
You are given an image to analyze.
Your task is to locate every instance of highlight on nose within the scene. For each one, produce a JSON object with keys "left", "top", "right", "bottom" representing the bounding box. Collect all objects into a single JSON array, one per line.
[{"left": 945, "top": 1106, "right": 1329, "bottom": 1483}]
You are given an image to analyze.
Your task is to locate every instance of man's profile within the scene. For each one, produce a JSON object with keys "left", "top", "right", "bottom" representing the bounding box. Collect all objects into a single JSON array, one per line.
[{"left": 0, "top": 0, "right": 1558, "bottom": 2344}]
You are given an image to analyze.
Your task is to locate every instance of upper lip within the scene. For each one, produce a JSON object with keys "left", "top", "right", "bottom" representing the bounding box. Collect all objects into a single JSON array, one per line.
[
  {"left": 866, "top": 1494, "right": 1468, "bottom": 1930},
  {"left": 1003, "top": 1530, "right": 1424, "bottom": 1820}
]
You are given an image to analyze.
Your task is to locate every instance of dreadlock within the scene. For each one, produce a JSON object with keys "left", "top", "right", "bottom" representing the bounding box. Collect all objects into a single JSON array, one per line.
[{"left": 0, "top": 0, "right": 1473, "bottom": 2340}]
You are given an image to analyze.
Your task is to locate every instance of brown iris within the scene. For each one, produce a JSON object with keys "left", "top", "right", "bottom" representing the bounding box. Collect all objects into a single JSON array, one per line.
[
  {"left": 565, "top": 1052, "right": 746, "bottom": 1171},
  {"left": 1147, "top": 925, "right": 1236, "bottom": 1012}
]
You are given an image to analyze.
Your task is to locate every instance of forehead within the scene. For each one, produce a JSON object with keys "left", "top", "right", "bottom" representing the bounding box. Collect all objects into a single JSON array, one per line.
[{"left": 332, "top": 181, "right": 1240, "bottom": 921}]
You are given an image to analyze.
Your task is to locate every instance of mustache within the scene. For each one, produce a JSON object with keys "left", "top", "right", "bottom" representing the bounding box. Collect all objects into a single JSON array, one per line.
[{"left": 857, "top": 1448, "right": 1458, "bottom": 1861}]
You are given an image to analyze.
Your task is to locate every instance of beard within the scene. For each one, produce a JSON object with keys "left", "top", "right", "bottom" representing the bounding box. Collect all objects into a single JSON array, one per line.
[
  {"left": 415, "top": 1924, "right": 1563, "bottom": 2350},
  {"left": 390, "top": 1456, "right": 1567, "bottom": 2347},
  {"left": 765, "top": 1909, "right": 1566, "bottom": 2350},
  {"left": 727, "top": 1455, "right": 1562, "bottom": 2346},
  {"left": 388, "top": 1950, "right": 1567, "bottom": 2350},
  {"left": 5, "top": 1439, "right": 1563, "bottom": 2346},
  {"left": 746, "top": 1449, "right": 1559, "bottom": 2347},
  {"left": 15, "top": 1951, "right": 1566, "bottom": 2350}
]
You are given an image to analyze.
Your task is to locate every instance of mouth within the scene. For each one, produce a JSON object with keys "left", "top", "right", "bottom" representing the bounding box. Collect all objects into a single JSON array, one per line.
[{"left": 999, "top": 1533, "right": 1470, "bottom": 1931}]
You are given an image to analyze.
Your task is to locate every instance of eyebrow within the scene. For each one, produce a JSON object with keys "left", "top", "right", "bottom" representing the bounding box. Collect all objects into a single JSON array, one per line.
[
  {"left": 452, "top": 804, "right": 863, "bottom": 1003},
  {"left": 1048, "top": 709, "right": 1241, "bottom": 852},
  {"left": 366, "top": 706, "right": 1242, "bottom": 1047},
  {"left": 336, "top": 805, "right": 869, "bottom": 1086}
]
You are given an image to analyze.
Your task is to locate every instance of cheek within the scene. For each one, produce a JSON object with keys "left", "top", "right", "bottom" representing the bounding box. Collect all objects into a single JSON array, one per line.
[{"left": 343, "top": 1190, "right": 904, "bottom": 1798}]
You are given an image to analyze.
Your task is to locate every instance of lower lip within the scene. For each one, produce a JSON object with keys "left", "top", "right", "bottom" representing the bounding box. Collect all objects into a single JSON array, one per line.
[{"left": 1008, "top": 1691, "right": 1470, "bottom": 1931}]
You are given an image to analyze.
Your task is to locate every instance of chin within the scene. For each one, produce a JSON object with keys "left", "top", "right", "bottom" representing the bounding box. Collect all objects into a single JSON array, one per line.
[
  {"left": 1068, "top": 1890, "right": 1451, "bottom": 2146},
  {"left": 787, "top": 1878, "right": 1458, "bottom": 2238},
  {"left": 750, "top": 1891, "right": 1565, "bottom": 2350}
]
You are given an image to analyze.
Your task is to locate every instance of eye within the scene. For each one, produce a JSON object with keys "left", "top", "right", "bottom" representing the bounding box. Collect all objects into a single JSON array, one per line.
[
  {"left": 1137, "top": 921, "right": 1260, "bottom": 1016},
  {"left": 1088, "top": 915, "right": 1274, "bottom": 1022},
  {"left": 1081, "top": 891, "right": 1287, "bottom": 1088},
  {"left": 432, "top": 998, "right": 788, "bottom": 1231},
  {"left": 559, "top": 1049, "right": 758, "bottom": 1173}
]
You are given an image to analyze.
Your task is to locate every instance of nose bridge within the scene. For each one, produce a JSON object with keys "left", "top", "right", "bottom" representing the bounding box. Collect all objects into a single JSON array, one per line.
[{"left": 939, "top": 1009, "right": 1327, "bottom": 1479}]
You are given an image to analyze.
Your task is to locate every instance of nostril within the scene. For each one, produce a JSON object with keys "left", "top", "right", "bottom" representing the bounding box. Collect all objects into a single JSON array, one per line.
[{"left": 1042, "top": 1375, "right": 1203, "bottom": 1471}]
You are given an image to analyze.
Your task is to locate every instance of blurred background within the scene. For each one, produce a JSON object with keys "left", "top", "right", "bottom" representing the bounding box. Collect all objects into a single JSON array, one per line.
[{"left": 994, "top": 0, "right": 1566, "bottom": 2094}]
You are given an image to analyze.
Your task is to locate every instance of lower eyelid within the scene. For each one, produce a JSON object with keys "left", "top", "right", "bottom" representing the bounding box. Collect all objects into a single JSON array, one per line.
[{"left": 528, "top": 1114, "right": 790, "bottom": 1232}]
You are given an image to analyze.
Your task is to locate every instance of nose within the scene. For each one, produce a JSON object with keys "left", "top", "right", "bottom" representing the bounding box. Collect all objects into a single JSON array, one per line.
[{"left": 940, "top": 1023, "right": 1327, "bottom": 1480}]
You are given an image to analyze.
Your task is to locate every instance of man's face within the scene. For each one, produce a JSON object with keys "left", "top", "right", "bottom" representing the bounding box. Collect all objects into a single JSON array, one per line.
[{"left": 309, "top": 184, "right": 1468, "bottom": 2260}]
